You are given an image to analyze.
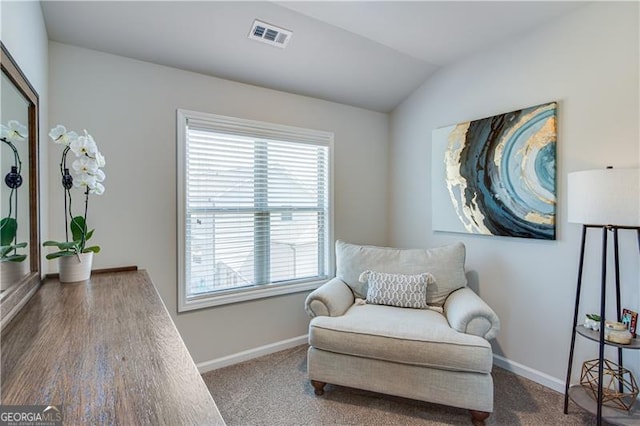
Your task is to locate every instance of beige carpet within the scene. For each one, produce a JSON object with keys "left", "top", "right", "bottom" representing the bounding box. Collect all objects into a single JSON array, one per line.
[{"left": 202, "top": 345, "right": 605, "bottom": 425}]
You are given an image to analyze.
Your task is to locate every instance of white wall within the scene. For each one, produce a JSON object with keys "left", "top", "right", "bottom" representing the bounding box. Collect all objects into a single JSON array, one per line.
[
  {"left": 1, "top": 0, "right": 49, "bottom": 273},
  {"left": 390, "top": 2, "right": 639, "bottom": 387},
  {"left": 48, "top": 42, "right": 389, "bottom": 363}
]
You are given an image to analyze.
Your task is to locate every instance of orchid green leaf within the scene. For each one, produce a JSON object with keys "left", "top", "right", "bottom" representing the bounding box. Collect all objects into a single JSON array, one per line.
[
  {"left": 1, "top": 254, "right": 27, "bottom": 262},
  {"left": 1, "top": 217, "right": 17, "bottom": 246}
]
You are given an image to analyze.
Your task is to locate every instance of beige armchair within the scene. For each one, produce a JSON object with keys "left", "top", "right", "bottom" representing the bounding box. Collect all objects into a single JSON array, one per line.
[{"left": 305, "top": 241, "right": 500, "bottom": 426}]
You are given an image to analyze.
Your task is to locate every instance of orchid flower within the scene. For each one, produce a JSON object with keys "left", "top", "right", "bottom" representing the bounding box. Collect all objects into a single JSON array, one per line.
[
  {"left": 70, "top": 130, "right": 98, "bottom": 157},
  {"left": 94, "top": 169, "right": 106, "bottom": 183},
  {"left": 95, "top": 151, "right": 106, "bottom": 168},
  {"left": 72, "top": 157, "right": 99, "bottom": 175},
  {"left": 90, "top": 182, "right": 105, "bottom": 195},
  {"left": 49, "top": 124, "right": 78, "bottom": 146},
  {"left": 1, "top": 120, "right": 28, "bottom": 143},
  {"left": 73, "top": 172, "right": 97, "bottom": 189}
]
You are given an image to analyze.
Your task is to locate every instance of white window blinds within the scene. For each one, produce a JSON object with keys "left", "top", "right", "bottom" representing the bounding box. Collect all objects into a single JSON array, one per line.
[{"left": 178, "top": 110, "right": 332, "bottom": 310}]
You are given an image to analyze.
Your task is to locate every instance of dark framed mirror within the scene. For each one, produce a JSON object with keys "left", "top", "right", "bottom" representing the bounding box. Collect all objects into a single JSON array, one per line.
[{"left": 1, "top": 42, "right": 41, "bottom": 327}]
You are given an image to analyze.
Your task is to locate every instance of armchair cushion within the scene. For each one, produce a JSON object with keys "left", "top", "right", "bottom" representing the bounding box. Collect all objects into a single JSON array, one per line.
[
  {"left": 309, "top": 303, "right": 493, "bottom": 374},
  {"left": 336, "top": 240, "right": 467, "bottom": 306}
]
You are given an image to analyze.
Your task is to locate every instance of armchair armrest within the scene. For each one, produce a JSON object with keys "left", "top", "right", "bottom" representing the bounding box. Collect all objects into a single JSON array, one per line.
[
  {"left": 444, "top": 287, "right": 500, "bottom": 340},
  {"left": 305, "top": 277, "right": 354, "bottom": 318}
]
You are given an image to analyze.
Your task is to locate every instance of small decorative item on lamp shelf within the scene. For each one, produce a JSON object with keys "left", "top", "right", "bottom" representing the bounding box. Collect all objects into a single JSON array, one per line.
[
  {"left": 604, "top": 320, "right": 633, "bottom": 345},
  {"left": 584, "top": 313, "right": 601, "bottom": 331},
  {"left": 622, "top": 308, "right": 638, "bottom": 338},
  {"left": 580, "top": 358, "right": 639, "bottom": 412}
]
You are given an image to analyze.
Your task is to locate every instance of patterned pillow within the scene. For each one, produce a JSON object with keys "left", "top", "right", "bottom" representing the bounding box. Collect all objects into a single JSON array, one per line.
[{"left": 359, "top": 271, "right": 433, "bottom": 309}]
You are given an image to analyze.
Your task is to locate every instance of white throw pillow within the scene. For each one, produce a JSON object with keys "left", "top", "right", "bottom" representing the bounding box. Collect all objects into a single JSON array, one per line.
[{"left": 360, "top": 271, "right": 433, "bottom": 309}]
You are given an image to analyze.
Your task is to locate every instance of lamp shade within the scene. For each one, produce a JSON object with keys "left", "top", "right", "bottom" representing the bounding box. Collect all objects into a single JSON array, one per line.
[{"left": 567, "top": 168, "right": 640, "bottom": 226}]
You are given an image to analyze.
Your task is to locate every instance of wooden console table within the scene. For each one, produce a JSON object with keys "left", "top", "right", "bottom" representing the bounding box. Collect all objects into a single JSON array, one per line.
[{"left": 1, "top": 270, "right": 225, "bottom": 425}]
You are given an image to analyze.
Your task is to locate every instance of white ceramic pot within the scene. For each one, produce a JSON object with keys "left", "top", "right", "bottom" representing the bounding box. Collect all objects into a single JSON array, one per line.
[
  {"left": 584, "top": 315, "right": 601, "bottom": 331},
  {"left": 58, "top": 252, "right": 93, "bottom": 283},
  {"left": 1, "top": 260, "right": 27, "bottom": 290}
]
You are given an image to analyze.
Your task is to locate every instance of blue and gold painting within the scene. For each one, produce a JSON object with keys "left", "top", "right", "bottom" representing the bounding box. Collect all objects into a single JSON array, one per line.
[{"left": 432, "top": 102, "right": 557, "bottom": 240}]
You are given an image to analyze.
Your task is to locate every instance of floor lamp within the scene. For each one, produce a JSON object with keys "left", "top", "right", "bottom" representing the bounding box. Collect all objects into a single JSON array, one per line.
[{"left": 564, "top": 167, "right": 640, "bottom": 424}]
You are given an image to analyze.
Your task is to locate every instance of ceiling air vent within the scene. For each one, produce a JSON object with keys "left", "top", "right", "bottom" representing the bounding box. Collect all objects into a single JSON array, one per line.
[{"left": 249, "top": 19, "right": 292, "bottom": 49}]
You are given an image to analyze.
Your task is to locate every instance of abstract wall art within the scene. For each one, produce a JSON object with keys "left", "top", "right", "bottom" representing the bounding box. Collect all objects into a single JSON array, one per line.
[{"left": 432, "top": 102, "right": 557, "bottom": 240}]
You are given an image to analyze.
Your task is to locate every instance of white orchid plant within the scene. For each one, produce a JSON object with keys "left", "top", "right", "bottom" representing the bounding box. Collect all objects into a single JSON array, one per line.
[
  {"left": 0, "top": 120, "right": 28, "bottom": 263},
  {"left": 43, "top": 125, "right": 106, "bottom": 259}
]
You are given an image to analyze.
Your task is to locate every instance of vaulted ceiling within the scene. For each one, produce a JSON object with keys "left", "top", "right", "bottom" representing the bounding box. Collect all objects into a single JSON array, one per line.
[{"left": 41, "top": 1, "right": 584, "bottom": 112}]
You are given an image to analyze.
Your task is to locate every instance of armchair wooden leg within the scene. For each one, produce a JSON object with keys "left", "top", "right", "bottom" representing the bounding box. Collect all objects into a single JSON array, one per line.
[
  {"left": 469, "top": 410, "right": 490, "bottom": 426},
  {"left": 311, "top": 380, "right": 326, "bottom": 396}
]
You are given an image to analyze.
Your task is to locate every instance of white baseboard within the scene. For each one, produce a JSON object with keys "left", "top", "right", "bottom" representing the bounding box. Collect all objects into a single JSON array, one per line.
[
  {"left": 197, "top": 334, "right": 308, "bottom": 374},
  {"left": 493, "top": 354, "right": 565, "bottom": 393}
]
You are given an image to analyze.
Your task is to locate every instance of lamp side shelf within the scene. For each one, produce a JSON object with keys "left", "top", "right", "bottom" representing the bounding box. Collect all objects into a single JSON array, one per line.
[
  {"left": 568, "top": 385, "right": 640, "bottom": 425},
  {"left": 576, "top": 325, "right": 640, "bottom": 350}
]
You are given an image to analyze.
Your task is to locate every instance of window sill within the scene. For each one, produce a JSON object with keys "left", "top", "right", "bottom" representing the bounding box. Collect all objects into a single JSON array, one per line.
[{"left": 178, "top": 279, "right": 327, "bottom": 312}]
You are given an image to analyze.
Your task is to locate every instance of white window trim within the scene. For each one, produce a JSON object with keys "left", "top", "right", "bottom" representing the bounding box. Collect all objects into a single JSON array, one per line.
[{"left": 177, "top": 109, "right": 335, "bottom": 312}]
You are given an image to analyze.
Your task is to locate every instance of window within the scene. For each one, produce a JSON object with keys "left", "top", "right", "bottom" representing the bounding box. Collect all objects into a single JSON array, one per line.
[{"left": 177, "top": 110, "right": 333, "bottom": 311}]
